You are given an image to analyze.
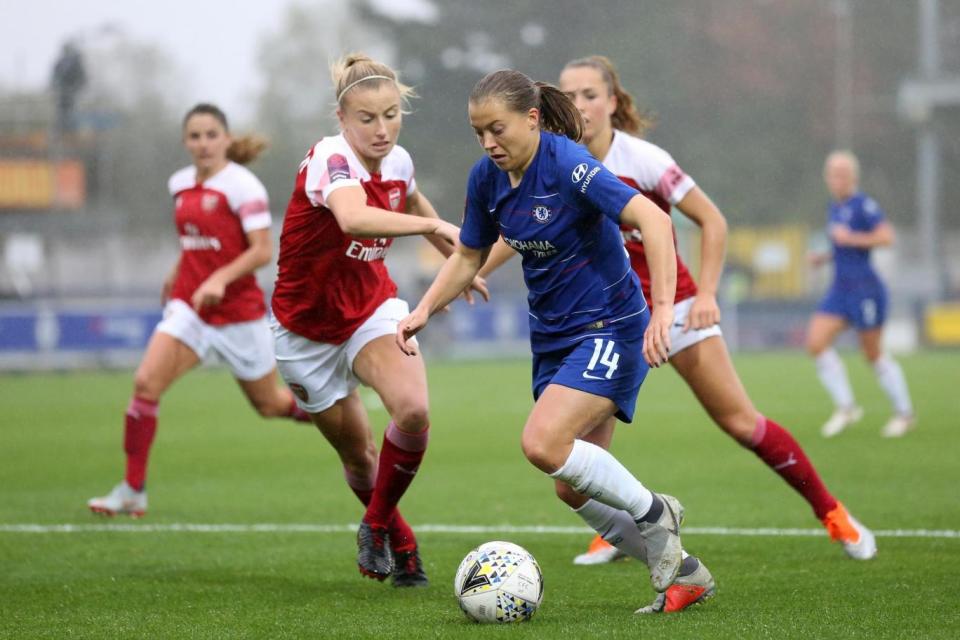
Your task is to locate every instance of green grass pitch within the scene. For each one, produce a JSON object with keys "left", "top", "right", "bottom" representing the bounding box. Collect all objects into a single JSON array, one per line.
[{"left": 1, "top": 351, "right": 958, "bottom": 638}]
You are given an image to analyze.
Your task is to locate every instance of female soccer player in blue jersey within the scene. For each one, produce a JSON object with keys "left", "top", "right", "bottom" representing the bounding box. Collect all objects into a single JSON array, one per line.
[
  {"left": 396, "top": 69, "right": 694, "bottom": 603},
  {"left": 807, "top": 151, "right": 915, "bottom": 438}
]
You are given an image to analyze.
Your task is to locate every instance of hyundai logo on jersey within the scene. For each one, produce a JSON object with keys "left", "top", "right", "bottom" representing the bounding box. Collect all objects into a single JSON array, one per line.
[{"left": 571, "top": 162, "right": 588, "bottom": 182}]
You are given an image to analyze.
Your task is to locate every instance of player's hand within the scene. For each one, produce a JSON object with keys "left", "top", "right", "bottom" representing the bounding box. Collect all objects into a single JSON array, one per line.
[
  {"left": 460, "top": 275, "right": 490, "bottom": 305},
  {"left": 431, "top": 220, "right": 460, "bottom": 246},
  {"left": 684, "top": 293, "right": 720, "bottom": 331},
  {"left": 396, "top": 307, "right": 429, "bottom": 356},
  {"left": 643, "top": 304, "right": 673, "bottom": 368},
  {"left": 191, "top": 277, "right": 226, "bottom": 311},
  {"left": 829, "top": 224, "right": 854, "bottom": 246},
  {"left": 806, "top": 250, "right": 830, "bottom": 267}
]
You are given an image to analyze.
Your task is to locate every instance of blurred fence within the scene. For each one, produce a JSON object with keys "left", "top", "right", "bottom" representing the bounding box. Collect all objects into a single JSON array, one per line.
[
  {"left": 1, "top": 222, "right": 958, "bottom": 371},
  {"left": 0, "top": 291, "right": 952, "bottom": 372}
]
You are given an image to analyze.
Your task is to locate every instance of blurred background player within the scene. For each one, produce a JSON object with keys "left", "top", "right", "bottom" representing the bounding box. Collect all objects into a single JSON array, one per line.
[
  {"left": 398, "top": 69, "right": 695, "bottom": 609},
  {"left": 807, "top": 150, "right": 916, "bottom": 438},
  {"left": 270, "top": 53, "right": 486, "bottom": 587},
  {"left": 88, "top": 103, "right": 311, "bottom": 519}
]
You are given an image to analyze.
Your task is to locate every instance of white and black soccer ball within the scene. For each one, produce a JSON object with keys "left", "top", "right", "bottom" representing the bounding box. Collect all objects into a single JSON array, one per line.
[{"left": 453, "top": 540, "right": 543, "bottom": 624}]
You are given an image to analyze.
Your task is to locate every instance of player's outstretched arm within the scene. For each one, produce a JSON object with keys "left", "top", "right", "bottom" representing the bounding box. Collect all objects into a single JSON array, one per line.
[
  {"left": 397, "top": 243, "right": 489, "bottom": 355},
  {"left": 477, "top": 236, "right": 518, "bottom": 279},
  {"left": 192, "top": 228, "right": 272, "bottom": 311},
  {"left": 675, "top": 187, "right": 728, "bottom": 331},
  {"left": 328, "top": 185, "right": 458, "bottom": 244},
  {"left": 407, "top": 189, "right": 457, "bottom": 255},
  {"left": 408, "top": 189, "right": 490, "bottom": 304},
  {"left": 620, "top": 194, "right": 677, "bottom": 367},
  {"left": 830, "top": 221, "right": 894, "bottom": 249}
]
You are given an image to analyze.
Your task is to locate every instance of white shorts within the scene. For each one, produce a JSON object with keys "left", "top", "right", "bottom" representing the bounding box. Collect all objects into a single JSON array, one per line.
[
  {"left": 271, "top": 297, "right": 416, "bottom": 414},
  {"left": 669, "top": 296, "right": 723, "bottom": 356},
  {"left": 155, "top": 299, "right": 277, "bottom": 381}
]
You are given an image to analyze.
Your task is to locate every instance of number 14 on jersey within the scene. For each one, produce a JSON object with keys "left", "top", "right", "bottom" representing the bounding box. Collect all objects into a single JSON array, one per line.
[{"left": 583, "top": 339, "right": 620, "bottom": 380}]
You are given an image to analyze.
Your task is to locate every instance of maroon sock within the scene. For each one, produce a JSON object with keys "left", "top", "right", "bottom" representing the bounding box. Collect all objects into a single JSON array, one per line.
[
  {"left": 285, "top": 396, "right": 312, "bottom": 423},
  {"left": 749, "top": 415, "right": 837, "bottom": 520},
  {"left": 364, "top": 422, "right": 428, "bottom": 529},
  {"left": 345, "top": 465, "right": 417, "bottom": 552},
  {"left": 123, "top": 397, "right": 158, "bottom": 491}
]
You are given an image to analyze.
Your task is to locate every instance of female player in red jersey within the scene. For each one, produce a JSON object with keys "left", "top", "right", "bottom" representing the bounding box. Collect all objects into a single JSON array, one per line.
[
  {"left": 271, "top": 53, "right": 486, "bottom": 587},
  {"left": 554, "top": 56, "right": 878, "bottom": 563},
  {"left": 88, "top": 103, "right": 312, "bottom": 519},
  {"left": 479, "top": 56, "right": 877, "bottom": 610}
]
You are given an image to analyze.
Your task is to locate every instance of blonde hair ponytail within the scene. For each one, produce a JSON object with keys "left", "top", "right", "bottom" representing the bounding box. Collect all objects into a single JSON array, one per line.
[{"left": 330, "top": 52, "right": 415, "bottom": 107}]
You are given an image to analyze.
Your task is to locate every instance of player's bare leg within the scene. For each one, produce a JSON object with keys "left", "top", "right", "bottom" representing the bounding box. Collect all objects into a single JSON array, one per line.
[
  {"left": 807, "top": 313, "right": 862, "bottom": 436},
  {"left": 235, "top": 368, "right": 311, "bottom": 422},
  {"left": 524, "top": 385, "right": 683, "bottom": 592},
  {"left": 674, "top": 335, "right": 875, "bottom": 559},
  {"left": 88, "top": 333, "right": 199, "bottom": 517},
  {"left": 554, "top": 414, "right": 714, "bottom": 611},
  {"left": 310, "top": 388, "right": 423, "bottom": 583},
  {"left": 554, "top": 417, "right": 628, "bottom": 565},
  {"left": 352, "top": 335, "right": 431, "bottom": 584}
]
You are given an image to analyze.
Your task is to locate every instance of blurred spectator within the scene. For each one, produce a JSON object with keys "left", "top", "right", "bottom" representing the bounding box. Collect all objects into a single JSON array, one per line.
[{"left": 50, "top": 41, "right": 87, "bottom": 135}]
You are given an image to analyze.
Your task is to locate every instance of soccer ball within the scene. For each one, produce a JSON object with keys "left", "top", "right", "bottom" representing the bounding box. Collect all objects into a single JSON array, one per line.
[{"left": 453, "top": 540, "right": 543, "bottom": 623}]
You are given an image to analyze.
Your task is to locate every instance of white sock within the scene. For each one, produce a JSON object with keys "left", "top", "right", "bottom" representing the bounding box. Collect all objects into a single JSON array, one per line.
[
  {"left": 574, "top": 500, "right": 693, "bottom": 565},
  {"left": 550, "top": 439, "right": 654, "bottom": 521},
  {"left": 873, "top": 355, "right": 913, "bottom": 416},
  {"left": 574, "top": 500, "right": 649, "bottom": 562},
  {"left": 815, "top": 349, "right": 856, "bottom": 409}
]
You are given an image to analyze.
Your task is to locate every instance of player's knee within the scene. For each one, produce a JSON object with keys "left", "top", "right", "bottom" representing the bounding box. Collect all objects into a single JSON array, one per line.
[
  {"left": 131, "top": 371, "right": 160, "bottom": 402},
  {"left": 392, "top": 401, "right": 429, "bottom": 433},
  {"left": 343, "top": 446, "right": 377, "bottom": 477},
  {"left": 805, "top": 335, "right": 826, "bottom": 357},
  {"left": 520, "top": 430, "right": 559, "bottom": 473},
  {"left": 862, "top": 346, "right": 883, "bottom": 364},
  {"left": 252, "top": 397, "right": 283, "bottom": 418}
]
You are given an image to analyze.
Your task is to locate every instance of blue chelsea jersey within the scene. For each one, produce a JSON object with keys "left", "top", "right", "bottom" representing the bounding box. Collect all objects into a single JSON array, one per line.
[
  {"left": 460, "top": 131, "right": 648, "bottom": 353},
  {"left": 829, "top": 192, "right": 885, "bottom": 284}
]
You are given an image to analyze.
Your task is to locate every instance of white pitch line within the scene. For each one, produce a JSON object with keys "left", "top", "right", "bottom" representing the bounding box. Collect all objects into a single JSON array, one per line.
[{"left": 0, "top": 523, "right": 958, "bottom": 539}]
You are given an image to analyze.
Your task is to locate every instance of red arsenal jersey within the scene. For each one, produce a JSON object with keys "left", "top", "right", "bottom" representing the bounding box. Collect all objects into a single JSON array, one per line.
[
  {"left": 602, "top": 131, "right": 699, "bottom": 305},
  {"left": 272, "top": 134, "right": 416, "bottom": 344},
  {"left": 168, "top": 162, "right": 271, "bottom": 325}
]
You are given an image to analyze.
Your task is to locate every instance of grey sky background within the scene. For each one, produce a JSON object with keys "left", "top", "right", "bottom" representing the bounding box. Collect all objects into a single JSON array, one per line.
[
  {"left": 0, "top": 0, "right": 291, "bottom": 122},
  {"left": 0, "top": 0, "right": 436, "bottom": 122}
]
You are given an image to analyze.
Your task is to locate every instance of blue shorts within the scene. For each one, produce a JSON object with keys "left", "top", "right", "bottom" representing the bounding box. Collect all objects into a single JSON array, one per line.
[
  {"left": 531, "top": 328, "right": 648, "bottom": 423},
  {"left": 817, "top": 282, "right": 887, "bottom": 330}
]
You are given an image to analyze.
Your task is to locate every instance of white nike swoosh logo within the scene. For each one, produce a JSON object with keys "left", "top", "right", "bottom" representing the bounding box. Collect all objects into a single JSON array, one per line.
[
  {"left": 393, "top": 464, "right": 418, "bottom": 476},
  {"left": 582, "top": 372, "right": 605, "bottom": 380},
  {"left": 774, "top": 453, "right": 798, "bottom": 470}
]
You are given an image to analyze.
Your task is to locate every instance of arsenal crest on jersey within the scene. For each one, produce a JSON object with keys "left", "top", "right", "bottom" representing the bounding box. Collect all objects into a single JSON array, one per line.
[
  {"left": 532, "top": 205, "right": 552, "bottom": 224},
  {"left": 202, "top": 193, "right": 219, "bottom": 212},
  {"left": 388, "top": 186, "right": 402, "bottom": 211}
]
